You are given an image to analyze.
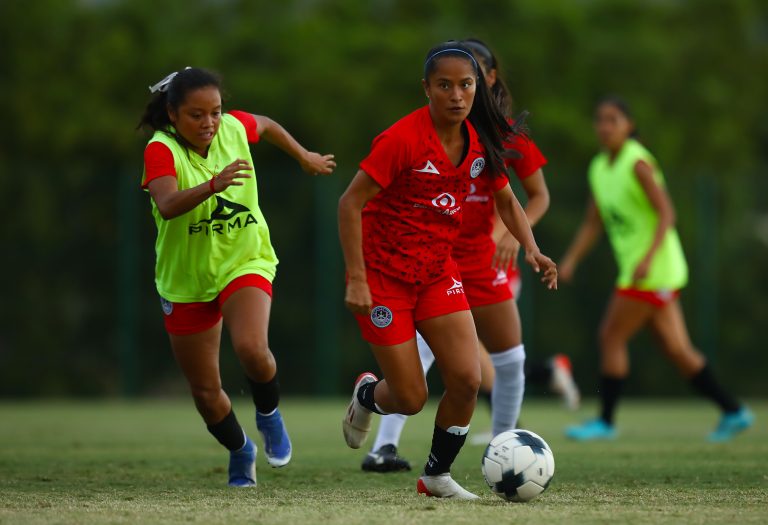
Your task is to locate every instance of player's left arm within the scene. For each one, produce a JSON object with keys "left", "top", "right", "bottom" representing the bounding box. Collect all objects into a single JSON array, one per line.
[
  {"left": 492, "top": 169, "right": 550, "bottom": 269},
  {"left": 494, "top": 183, "right": 557, "bottom": 290},
  {"left": 633, "top": 159, "right": 676, "bottom": 283},
  {"left": 253, "top": 115, "right": 336, "bottom": 176}
]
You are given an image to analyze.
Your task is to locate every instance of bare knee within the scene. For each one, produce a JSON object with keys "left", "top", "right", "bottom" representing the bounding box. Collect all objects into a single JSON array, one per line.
[
  {"left": 444, "top": 369, "right": 481, "bottom": 403},
  {"left": 392, "top": 386, "right": 428, "bottom": 415},
  {"left": 234, "top": 337, "right": 275, "bottom": 375},
  {"left": 190, "top": 384, "right": 226, "bottom": 419},
  {"left": 598, "top": 321, "right": 616, "bottom": 350}
]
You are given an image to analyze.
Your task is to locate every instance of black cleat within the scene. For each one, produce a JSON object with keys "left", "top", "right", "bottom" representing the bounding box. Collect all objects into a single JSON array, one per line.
[{"left": 361, "top": 444, "right": 412, "bottom": 473}]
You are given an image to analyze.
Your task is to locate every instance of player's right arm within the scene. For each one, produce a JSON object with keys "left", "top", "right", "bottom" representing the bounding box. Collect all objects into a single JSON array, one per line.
[
  {"left": 144, "top": 142, "right": 253, "bottom": 220},
  {"left": 338, "top": 170, "right": 382, "bottom": 314},
  {"left": 147, "top": 159, "right": 252, "bottom": 220},
  {"left": 559, "top": 197, "right": 603, "bottom": 283}
]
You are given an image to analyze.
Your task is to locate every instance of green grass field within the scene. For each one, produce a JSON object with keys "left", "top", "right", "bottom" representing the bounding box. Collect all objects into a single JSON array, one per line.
[{"left": 1, "top": 398, "right": 766, "bottom": 525}]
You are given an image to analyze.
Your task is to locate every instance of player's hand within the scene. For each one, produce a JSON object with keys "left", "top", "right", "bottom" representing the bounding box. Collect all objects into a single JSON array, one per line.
[
  {"left": 631, "top": 257, "right": 651, "bottom": 285},
  {"left": 344, "top": 278, "right": 372, "bottom": 315},
  {"left": 301, "top": 152, "right": 336, "bottom": 176},
  {"left": 524, "top": 249, "right": 558, "bottom": 290},
  {"left": 211, "top": 159, "right": 252, "bottom": 192},
  {"left": 492, "top": 232, "right": 520, "bottom": 271}
]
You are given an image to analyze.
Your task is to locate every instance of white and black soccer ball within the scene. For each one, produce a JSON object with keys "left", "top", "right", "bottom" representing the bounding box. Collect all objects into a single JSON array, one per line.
[{"left": 481, "top": 429, "right": 555, "bottom": 502}]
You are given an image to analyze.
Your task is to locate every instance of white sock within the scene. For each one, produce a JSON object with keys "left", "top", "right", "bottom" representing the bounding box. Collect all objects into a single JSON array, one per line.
[
  {"left": 371, "top": 413, "right": 407, "bottom": 450},
  {"left": 370, "top": 332, "right": 436, "bottom": 452},
  {"left": 489, "top": 344, "right": 526, "bottom": 437}
]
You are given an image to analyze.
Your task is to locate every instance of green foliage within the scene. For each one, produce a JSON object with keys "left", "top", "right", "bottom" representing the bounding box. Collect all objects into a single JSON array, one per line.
[{"left": 0, "top": 0, "right": 766, "bottom": 396}]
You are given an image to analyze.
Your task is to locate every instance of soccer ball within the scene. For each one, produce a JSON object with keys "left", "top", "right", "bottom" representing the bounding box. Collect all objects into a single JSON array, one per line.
[{"left": 481, "top": 429, "right": 555, "bottom": 502}]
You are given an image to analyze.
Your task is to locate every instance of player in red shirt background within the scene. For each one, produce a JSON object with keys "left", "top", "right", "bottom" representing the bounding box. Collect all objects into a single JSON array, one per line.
[{"left": 338, "top": 41, "right": 557, "bottom": 499}]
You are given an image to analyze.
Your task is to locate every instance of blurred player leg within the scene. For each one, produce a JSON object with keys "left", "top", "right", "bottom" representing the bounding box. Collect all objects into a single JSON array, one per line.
[{"left": 649, "top": 298, "right": 754, "bottom": 442}]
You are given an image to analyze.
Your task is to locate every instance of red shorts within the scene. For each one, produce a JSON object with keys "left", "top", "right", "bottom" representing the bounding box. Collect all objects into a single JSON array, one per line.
[
  {"left": 354, "top": 264, "right": 470, "bottom": 346},
  {"left": 160, "top": 274, "right": 273, "bottom": 335},
  {"left": 461, "top": 264, "right": 515, "bottom": 308},
  {"left": 616, "top": 287, "right": 680, "bottom": 308}
]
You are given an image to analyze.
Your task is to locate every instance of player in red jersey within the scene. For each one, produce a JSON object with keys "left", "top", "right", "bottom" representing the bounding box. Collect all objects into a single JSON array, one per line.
[
  {"left": 338, "top": 41, "right": 557, "bottom": 499},
  {"left": 359, "top": 39, "right": 579, "bottom": 473}
]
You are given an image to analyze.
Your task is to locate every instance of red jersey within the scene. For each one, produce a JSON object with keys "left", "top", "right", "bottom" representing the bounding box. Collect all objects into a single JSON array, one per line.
[
  {"left": 360, "top": 106, "right": 508, "bottom": 285},
  {"left": 142, "top": 110, "right": 259, "bottom": 188},
  {"left": 452, "top": 131, "right": 547, "bottom": 273}
]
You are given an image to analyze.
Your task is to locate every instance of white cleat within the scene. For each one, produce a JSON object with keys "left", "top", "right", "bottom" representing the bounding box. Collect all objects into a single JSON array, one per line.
[
  {"left": 417, "top": 473, "right": 479, "bottom": 500},
  {"left": 342, "top": 372, "right": 378, "bottom": 449},
  {"left": 550, "top": 354, "right": 581, "bottom": 411}
]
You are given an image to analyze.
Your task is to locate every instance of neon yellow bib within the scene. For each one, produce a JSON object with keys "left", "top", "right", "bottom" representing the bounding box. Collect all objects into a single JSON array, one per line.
[
  {"left": 143, "top": 114, "right": 278, "bottom": 302},
  {"left": 588, "top": 139, "right": 687, "bottom": 290}
]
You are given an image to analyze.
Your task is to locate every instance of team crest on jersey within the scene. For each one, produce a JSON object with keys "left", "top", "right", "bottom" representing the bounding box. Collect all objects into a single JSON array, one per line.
[
  {"left": 470, "top": 157, "right": 486, "bottom": 178},
  {"left": 160, "top": 297, "right": 173, "bottom": 315},
  {"left": 371, "top": 306, "right": 393, "bottom": 328}
]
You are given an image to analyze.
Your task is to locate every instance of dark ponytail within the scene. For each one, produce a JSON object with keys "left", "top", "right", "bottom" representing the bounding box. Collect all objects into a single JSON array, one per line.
[
  {"left": 137, "top": 67, "right": 222, "bottom": 136},
  {"left": 423, "top": 41, "right": 517, "bottom": 176},
  {"left": 462, "top": 38, "right": 514, "bottom": 118}
]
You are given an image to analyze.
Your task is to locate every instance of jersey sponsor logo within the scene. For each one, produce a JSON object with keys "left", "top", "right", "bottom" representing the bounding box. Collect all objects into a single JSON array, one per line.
[
  {"left": 428, "top": 192, "right": 461, "bottom": 216},
  {"left": 413, "top": 192, "right": 461, "bottom": 215},
  {"left": 446, "top": 277, "right": 465, "bottom": 296},
  {"left": 465, "top": 183, "right": 490, "bottom": 203},
  {"left": 160, "top": 297, "right": 173, "bottom": 315},
  {"left": 413, "top": 160, "right": 440, "bottom": 174},
  {"left": 432, "top": 192, "right": 456, "bottom": 209},
  {"left": 492, "top": 269, "right": 509, "bottom": 287},
  {"left": 470, "top": 157, "right": 486, "bottom": 178},
  {"left": 188, "top": 196, "right": 258, "bottom": 236},
  {"left": 370, "top": 305, "right": 393, "bottom": 328}
]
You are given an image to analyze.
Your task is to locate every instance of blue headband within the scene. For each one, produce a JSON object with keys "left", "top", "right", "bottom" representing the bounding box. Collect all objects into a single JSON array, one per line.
[{"left": 424, "top": 48, "right": 478, "bottom": 73}]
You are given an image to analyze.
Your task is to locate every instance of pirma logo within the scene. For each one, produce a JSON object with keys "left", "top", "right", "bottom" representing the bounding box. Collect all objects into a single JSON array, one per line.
[
  {"left": 492, "top": 269, "right": 509, "bottom": 287},
  {"left": 370, "top": 306, "right": 393, "bottom": 328},
  {"left": 189, "top": 196, "right": 258, "bottom": 236},
  {"left": 470, "top": 157, "right": 486, "bottom": 178},
  {"left": 160, "top": 297, "right": 173, "bottom": 315},
  {"left": 446, "top": 277, "right": 464, "bottom": 296}
]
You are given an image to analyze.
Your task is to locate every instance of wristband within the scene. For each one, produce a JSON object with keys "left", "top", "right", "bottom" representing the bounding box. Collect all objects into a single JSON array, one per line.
[{"left": 209, "top": 177, "right": 216, "bottom": 194}]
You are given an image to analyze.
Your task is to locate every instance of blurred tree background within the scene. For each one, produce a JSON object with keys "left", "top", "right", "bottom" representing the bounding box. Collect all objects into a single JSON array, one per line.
[{"left": 0, "top": 0, "right": 765, "bottom": 398}]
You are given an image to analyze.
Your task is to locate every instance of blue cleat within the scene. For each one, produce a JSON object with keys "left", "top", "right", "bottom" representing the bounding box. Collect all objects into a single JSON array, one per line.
[
  {"left": 708, "top": 407, "right": 754, "bottom": 443},
  {"left": 256, "top": 408, "right": 292, "bottom": 467},
  {"left": 228, "top": 436, "right": 257, "bottom": 487},
  {"left": 565, "top": 418, "right": 617, "bottom": 441}
]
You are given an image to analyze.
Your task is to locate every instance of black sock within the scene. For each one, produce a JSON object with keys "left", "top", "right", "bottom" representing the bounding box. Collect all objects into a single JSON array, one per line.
[
  {"left": 690, "top": 364, "right": 740, "bottom": 413},
  {"left": 207, "top": 409, "right": 246, "bottom": 451},
  {"left": 599, "top": 375, "right": 625, "bottom": 425},
  {"left": 525, "top": 360, "right": 551, "bottom": 385},
  {"left": 424, "top": 425, "right": 468, "bottom": 476},
  {"left": 356, "top": 380, "right": 386, "bottom": 414},
  {"left": 247, "top": 373, "right": 280, "bottom": 414}
]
